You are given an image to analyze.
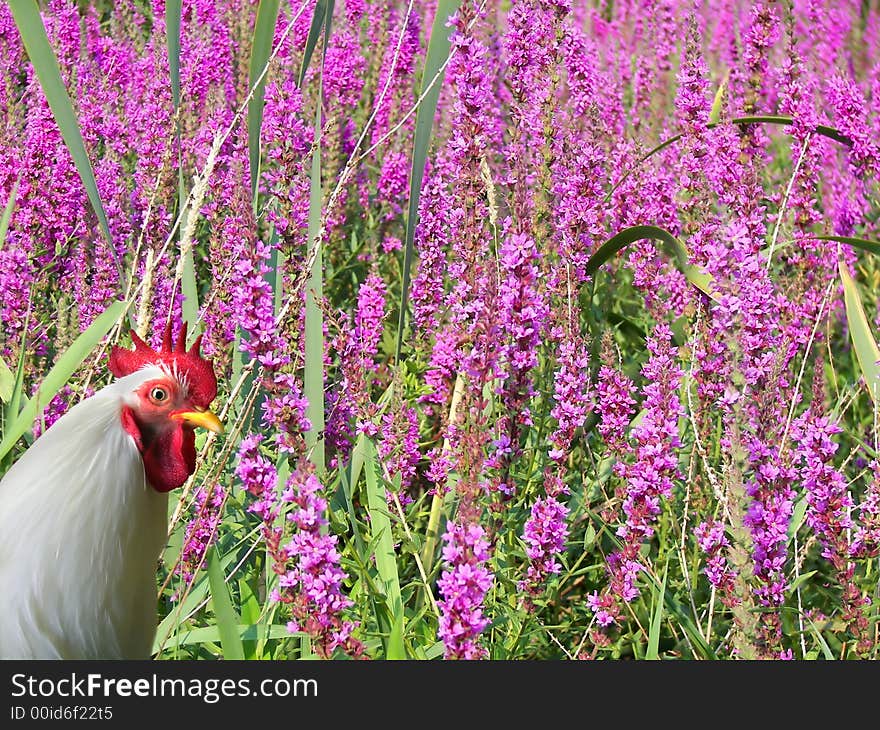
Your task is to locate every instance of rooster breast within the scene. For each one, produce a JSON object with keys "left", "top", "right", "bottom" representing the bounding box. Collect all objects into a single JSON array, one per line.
[{"left": 0, "top": 368, "right": 169, "bottom": 659}]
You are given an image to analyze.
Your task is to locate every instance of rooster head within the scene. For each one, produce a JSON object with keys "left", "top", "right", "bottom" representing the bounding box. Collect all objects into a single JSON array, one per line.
[{"left": 108, "top": 321, "right": 223, "bottom": 493}]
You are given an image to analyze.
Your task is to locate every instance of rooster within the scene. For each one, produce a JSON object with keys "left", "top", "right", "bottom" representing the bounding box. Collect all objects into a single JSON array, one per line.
[{"left": 0, "top": 323, "right": 222, "bottom": 659}]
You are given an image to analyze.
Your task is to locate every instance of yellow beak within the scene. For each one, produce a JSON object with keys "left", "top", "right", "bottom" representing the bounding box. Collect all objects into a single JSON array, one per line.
[{"left": 174, "top": 409, "right": 224, "bottom": 434}]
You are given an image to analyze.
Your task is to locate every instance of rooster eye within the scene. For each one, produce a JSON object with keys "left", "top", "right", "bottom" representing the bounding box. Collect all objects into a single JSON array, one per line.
[{"left": 150, "top": 387, "right": 169, "bottom": 403}]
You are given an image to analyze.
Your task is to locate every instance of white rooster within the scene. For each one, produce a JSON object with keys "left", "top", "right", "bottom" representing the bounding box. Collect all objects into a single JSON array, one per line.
[{"left": 0, "top": 323, "right": 222, "bottom": 659}]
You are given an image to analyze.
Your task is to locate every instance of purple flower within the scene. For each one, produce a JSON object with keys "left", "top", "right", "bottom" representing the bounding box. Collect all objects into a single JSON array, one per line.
[
  {"left": 377, "top": 404, "right": 421, "bottom": 491},
  {"left": 354, "top": 272, "right": 387, "bottom": 367},
  {"left": 694, "top": 520, "right": 736, "bottom": 599},
  {"left": 549, "top": 330, "right": 592, "bottom": 461},
  {"left": 519, "top": 495, "right": 569, "bottom": 603},
  {"left": 852, "top": 462, "right": 880, "bottom": 559},
  {"left": 235, "top": 434, "right": 278, "bottom": 520},
  {"left": 595, "top": 357, "right": 636, "bottom": 453},
  {"left": 175, "top": 485, "right": 225, "bottom": 589},
  {"left": 276, "top": 463, "right": 363, "bottom": 659},
  {"left": 590, "top": 323, "right": 682, "bottom": 625},
  {"left": 437, "top": 520, "right": 493, "bottom": 659},
  {"left": 791, "top": 412, "right": 853, "bottom": 568}
]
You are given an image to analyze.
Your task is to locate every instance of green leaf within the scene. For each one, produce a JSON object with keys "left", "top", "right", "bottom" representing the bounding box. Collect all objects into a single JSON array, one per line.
[
  {"left": 838, "top": 261, "right": 880, "bottom": 404},
  {"left": 815, "top": 235, "right": 880, "bottom": 258},
  {"left": 248, "top": 0, "right": 281, "bottom": 200},
  {"left": 395, "top": 0, "right": 460, "bottom": 361},
  {"left": 0, "top": 179, "right": 19, "bottom": 252},
  {"left": 585, "top": 225, "right": 718, "bottom": 302},
  {"left": 161, "top": 624, "right": 296, "bottom": 649},
  {"left": 423, "top": 641, "right": 445, "bottom": 660},
  {"left": 206, "top": 545, "right": 245, "bottom": 660},
  {"left": 646, "top": 561, "right": 668, "bottom": 660},
  {"left": 180, "top": 242, "right": 199, "bottom": 334},
  {"left": 165, "top": 0, "right": 182, "bottom": 111},
  {"left": 303, "top": 6, "right": 333, "bottom": 474},
  {"left": 9, "top": 1, "right": 121, "bottom": 281},
  {"left": 807, "top": 619, "right": 835, "bottom": 660},
  {"left": 788, "top": 495, "right": 808, "bottom": 542},
  {"left": 3, "top": 308, "right": 31, "bottom": 443},
  {"left": 154, "top": 549, "right": 238, "bottom": 655},
  {"left": 708, "top": 73, "right": 728, "bottom": 126},
  {"left": 339, "top": 461, "right": 366, "bottom": 558},
  {"left": 298, "top": 0, "right": 332, "bottom": 87},
  {"left": 607, "top": 115, "right": 851, "bottom": 204},
  {"left": 0, "top": 356, "right": 13, "bottom": 404},
  {"left": 788, "top": 570, "right": 818, "bottom": 593},
  {"left": 640, "top": 567, "right": 716, "bottom": 659},
  {"left": 359, "top": 435, "right": 405, "bottom": 659},
  {"left": 165, "top": 0, "right": 196, "bottom": 332},
  {"left": 0, "top": 299, "right": 126, "bottom": 462}
]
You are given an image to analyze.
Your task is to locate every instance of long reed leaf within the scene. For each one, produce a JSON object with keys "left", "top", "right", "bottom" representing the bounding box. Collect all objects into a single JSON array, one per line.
[
  {"left": 153, "top": 549, "right": 237, "bottom": 654},
  {"left": 206, "top": 545, "right": 246, "bottom": 660},
  {"left": 166, "top": 1, "right": 181, "bottom": 111},
  {"left": 0, "top": 299, "right": 126, "bottom": 462},
  {"left": 248, "top": 0, "right": 281, "bottom": 200},
  {"left": 298, "top": 0, "right": 331, "bottom": 87},
  {"left": 164, "top": 1, "right": 198, "bottom": 332},
  {"left": 0, "top": 179, "right": 19, "bottom": 252},
  {"left": 359, "top": 435, "right": 405, "bottom": 659},
  {"left": 9, "top": 1, "right": 122, "bottom": 281},
  {"left": 303, "top": 5, "right": 333, "bottom": 474},
  {"left": 585, "top": 225, "right": 718, "bottom": 301},
  {"left": 3, "top": 310, "right": 30, "bottom": 444},
  {"left": 0, "top": 357, "right": 13, "bottom": 404},
  {"left": 815, "top": 234, "right": 880, "bottom": 258},
  {"left": 838, "top": 261, "right": 880, "bottom": 404},
  {"left": 646, "top": 560, "right": 667, "bottom": 660},
  {"left": 606, "top": 115, "right": 851, "bottom": 203},
  {"left": 395, "top": 0, "right": 459, "bottom": 360}
]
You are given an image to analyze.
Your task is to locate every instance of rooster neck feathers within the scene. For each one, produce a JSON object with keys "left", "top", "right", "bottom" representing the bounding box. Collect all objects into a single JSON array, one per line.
[
  {"left": 0, "top": 323, "right": 221, "bottom": 659},
  {"left": 0, "top": 368, "right": 170, "bottom": 659}
]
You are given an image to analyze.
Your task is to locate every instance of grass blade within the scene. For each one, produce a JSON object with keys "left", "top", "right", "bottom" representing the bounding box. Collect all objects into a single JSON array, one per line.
[
  {"left": 164, "top": 0, "right": 198, "bottom": 332},
  {"left": 0, "top": 179, "right": 19, "bottom": 251},
  {"left": 3, "top": 305, "right": 30, "bottom": 434},
  {"left": 248, "top": 0, "right": 281, "bottom": 200},
  {"left": 179, "top": 242, "right": 199, "bottom": 331},
  {"left": 815, "top": 235, "right": 880, "bottom": 258},
  {"left": 304, "top": 127, "right": 325, "bottom": 471},
  {"left": 303, "top": 6, "right": 333, "bottom": 474},
  {"left": 298, "top": 0, "right": 331, "bottom": 87},
  {"left": 166, "top": 0, "right": 181, "bottom": 111},
  {"left": 585, "top": 225, "right": 718, "bottom": 302},
  {"left": 158, "top": 624, "right": 295, "bottom": 650},
  {"left": 788, "top": 570, "right": 817, "bottom": 593},
  {"left": 153, "top": 548, "right": 237, "bottom": 655},
  {"left": 395, "top": 0, "right": 459, "bottom": 361},
  {"left": 707, "top": 72, "right": 728, "bottom": 126},
  {"left": 646, "top": 560, "right": 668, "bottom": 660},
  {"left": 838, "top": 260, "right": 880, "bottom": 403},
  {"left": 606, "top": 115, "right": 851, "bottom": 204},
  {"left": 9, "top": 1, "right": 121, "bottom": 281},
  {"left": 0, "top": 357, "right": 13, "bottom": 404},
  {"left": 0, "top": 299, "right": 126, "bottom": 462},
  {"left": 206, "top": 545, "right": 246, "bottom": 660},
  {"left": 359, "top": 435, "right": 405, "bottom": 659},
  {"left": 807, "top": 618, "right": 835, "bottom": 660},
  {"left": 787, "top": 494, "right": 808, "bottom": 543}
]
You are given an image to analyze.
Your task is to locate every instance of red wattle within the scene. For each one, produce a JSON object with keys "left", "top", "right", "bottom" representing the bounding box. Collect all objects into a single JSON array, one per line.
[
  {"left": 141, "top": 425, "right": 196, "bottom": 493},
  {"left": 120, "top": 406, "right": 196, "bottom": 493}
]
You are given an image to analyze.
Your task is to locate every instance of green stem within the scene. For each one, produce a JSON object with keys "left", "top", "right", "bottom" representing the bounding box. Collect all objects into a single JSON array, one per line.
[{"left": 421, "top": 372, "right": 465, "bottom": 575}]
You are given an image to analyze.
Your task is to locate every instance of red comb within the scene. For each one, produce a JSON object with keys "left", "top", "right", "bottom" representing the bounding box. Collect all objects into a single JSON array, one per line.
[{"left": 109, "top": 321, "right": 218, "bottom": 409}]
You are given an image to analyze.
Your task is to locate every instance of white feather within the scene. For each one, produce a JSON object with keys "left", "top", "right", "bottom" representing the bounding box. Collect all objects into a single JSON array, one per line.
[{"left": 0, "top": 367, "right": 169, "bottom": 659}]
